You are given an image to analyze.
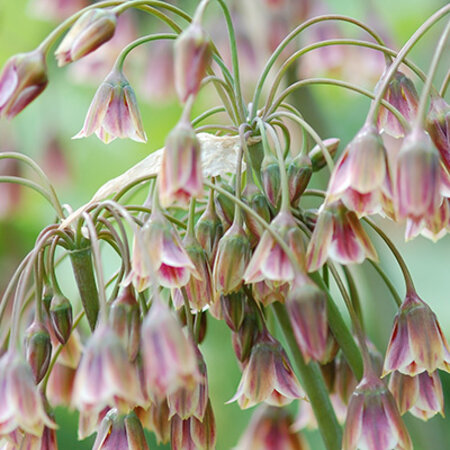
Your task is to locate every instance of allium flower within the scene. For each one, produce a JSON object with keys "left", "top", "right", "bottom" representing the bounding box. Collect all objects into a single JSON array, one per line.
[
  {"left": 71, "top": 324, "right": 145, "bottom": 414},
  {"left": 159, "top": 119, "right": 203, "bottom": 207},
  {"left": 252, "top": 280, "right": 288, "bottom": 307},
  {"left": 228, "top": 331, "right": 304, "bottom": 409},
  {"left": 236, "top": 405, "right": 309, "bottom": 450},
  {"left": 141, "top": 299, "right": 200, "bottom": 401},
  {"left": 136, "top": 401, "right": 170, "bottom": 445},
  {"left": 244, "top": 210, "right": 306, "bottom": 284},
  {"left": 327, "top": 124, "right": 391, "bottom": 216},
  {"left": 242, "top": 181, "right": 271, "bottom": 242},
  {"left": 174, "top": 21, "right": 211, "bottom": 102},
  {"left": 388, "top": 371, "right": 444, "bottom": 420},
  {"left": 93, "top": 409, "right": 148, "bottom": 450},
  {"left": 309, "top": 137, "right": 340, "bottom": 172},
  {"left": 46, "top": 363, "right": 76, "bottom": 408},
  {"left": 306, "top": 201, "right": 377, "bottom": 272},
  {"left": 426, "top": 95, "right": 450, "bottom": 171},
  {"left": 213, "top": 220, "right": 251, "bottom": 294},
  {"left": 170, "top": 400, "right": 216, "bottom": 450},
  {"left": 0, "top": 351, "right": 55, "bottom": 436},
  {"left": 261, "top": 155, "right": 281, "bottom": 208},
  {"left": 74, "top": 69, "right": 146, "bottom": 144},
  {"left": 24, "top": 320, "right": 52, "bottom": 384},
  {"left": 0, "top": 49, "right": 47, "bottom": 118},
  {"left": 343, "top": 372, "right": 412, "bottom": 450},
  {"left": 383, "top": 292, "right": 450, "bottom": 376},
  {"left": 55, "top": 8, "right": 117, "bottom": 66},
  {"left": 14, "top": 425, "right": 58, "bottom": 450},
  {"left": 286, "top": 275, "right": 328, "bottom": 362},
  {"left": 376, "top": 69, "right": 419, "bottom": 138},
  {"left": 287, "top": 154, "right": 312, "bottom": 204},
  {"left": 395, "top": 128, "right": 441, "bottom": 225}
]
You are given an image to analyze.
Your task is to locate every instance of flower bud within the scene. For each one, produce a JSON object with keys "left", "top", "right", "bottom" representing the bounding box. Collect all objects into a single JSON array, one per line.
[
  {"left": 55, "top": 9, "right": 117, "bottom": 66},
  {"left": 159, "top": 119, "right": 203, "bottom": 207},
  {"left": 0, "top": 49, "right": 47, "bottom": 118},
  {"left": 25, "top": 320, "right": 52, "bottom": 384},
  {"left": 213, "top": 221, "right": 251, "bottom": 295},
  {"left": 261, "top": 156, "right": 281, "bottom": 208},
  {"left": 220, "top": 291, "right": 245, "bottom": 332},
  {"left": 174, "top": 21, "right": 212, "bottom": 102},
  {"left": 287, "top": 154, "right": 312, "bottom": 204},
  {"left": 376, "top": 69, "right": 418, "bottom": 138},
  {"left": 232, "top": 312, "right": 259, "bottom": 364},
  {"left": 426, "top": 95, "right": 450, "bottom": 171},
  {"left": 214, "top": 180, "right": 235, "bottom": 229},
  {"left": 388, "top": 371, "right": 444, "bottom": 420},
  {"left": 308, "top": 138, "right": 340, "bottom": 172},
  {"left": 252, "top": 280, "right": 288, "bottom": 307},
  {"left": 242, "top": 181, "right": 272, "bottom": 242},
  {"left": 50, "top": 293, "right": 73, "bottom": 344}
]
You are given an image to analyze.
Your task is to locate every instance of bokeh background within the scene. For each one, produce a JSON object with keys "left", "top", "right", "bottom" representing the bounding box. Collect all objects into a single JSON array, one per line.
[{"left": 0, "top": 0, "right": 449, "bottom": 448}]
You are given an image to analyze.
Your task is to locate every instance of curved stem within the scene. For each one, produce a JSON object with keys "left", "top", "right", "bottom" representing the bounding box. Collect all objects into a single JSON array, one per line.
[
  {"left": 440, "top": 69, "right": 450, "bottom": 96},
  {"left": 192, "top": 106, "right": 227, "bottom": 127},
  {"left": 366, "top": 5, "right": 450, "bottom": 126},
  {"left": 414, "top": 19, "right": 450, "bottom": 128},
  {"left": 367, "top": 260, "right": 402, "bottom": 307},
  {"left": 364, "top": 218, "right": 414, "bottom": 295},
  {"left": 342, "top": 266, "right": 364, "bottom": 331},
  {"left": 250, "top": 14, "right": 389, "bottom": 120}
]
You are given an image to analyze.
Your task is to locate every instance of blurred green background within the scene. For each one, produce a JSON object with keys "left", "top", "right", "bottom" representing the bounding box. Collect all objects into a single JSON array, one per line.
[{"left": 0, "top": 0, "right": 449, "bottom": 448}]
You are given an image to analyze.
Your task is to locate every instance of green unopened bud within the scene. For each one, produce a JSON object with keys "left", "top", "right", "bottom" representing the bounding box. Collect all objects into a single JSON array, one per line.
[
  {"left": 287, "top": 154, "right": 312, "bottom": 203},
  {"left": 232, "top": 312, "right": 259, "bottom": 363},
  {"left": 308, "top": 138, "right": 340, "bottom": 172},
  {"left": 25, "top": 321, "right": 52, "bottom": 383},
  {"left": 220, "top": 291, "right": 245, "bottom": 332},
  {"left": 214, "top": 181, "right": 235, "bottom": 229},
  {"left": 261, "top": 156, "right": 281, "bottom": 208},
  {"left": 50, "top": 293, "right": 73, "bottom": 344},
  {"left": 242, "top": 181, "right": 271, "bottom": 241}
]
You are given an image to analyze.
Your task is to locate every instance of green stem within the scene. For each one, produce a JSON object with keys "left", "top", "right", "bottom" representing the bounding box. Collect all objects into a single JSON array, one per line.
[
  {"left": 414, "top": 19, "right": 450, "bottom": 128},
  {"left": 192, "top": 106, "right": 226, "bottom": 127},
  {"left": 181, "top": 286, "right": 194, "bottom": 336},
  {"left": 366, "top": 4, "right": 450, "bottom": 126},
  {"left": 342, "top": 266, "right": 364, "bottom": 331},
  {"left": 272, "top": 303, "right": 342, "bottom": 450},
  {"left": 187, "top": 198, "right": 196, "bottom": 237},
  {"left": 367, "top": 260, "right": 402, "bottom": 307},
  {"left": 440, "top": 69, "right": 450, "bottom": 96},
  {"left": 250, "top": 14, "right": 389, "bottom": 120}
]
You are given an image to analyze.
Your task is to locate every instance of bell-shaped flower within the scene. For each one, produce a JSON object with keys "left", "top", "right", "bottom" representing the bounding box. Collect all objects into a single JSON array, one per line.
[
  {"left": 252, "top": 280, "right": 288, "bottom": 307},
  {"left": 136, "top": 401, "right": 170, "bottom": 445},
  {"left": 383, "top": 292, "right": 450, "bottom": 377},
  {"left": 159, "top": 119, "right": 203, "bottom": 207},
  {"left": 0, "top": 351, "right": 55, "bottom": 436},
  {"left": 244, "top": 210, "right": 306, "bottom": 285},
  {"left": 228, "top": 331, "right": 304, "bottom": 409},
  {"left": 213, "top": 219, "right": 251, "bottom": 295},
  {"left": 376, "top": 69, "right": 418, "bottom": 138},
  {"left": 55, "top": 8, "right": 117, "bottom": 66},
  {"left": 71, "top": 323, "right": 145, "bottom": 414},
  {"left": 141, "top": 299, "right": 200, "bottom": 401},
  {"left": 306, "top": 201, "right": 378, "bottom": 272},
  {"left": 395, "top": 128, "right": 441, "bottom": 225},
  {"left": 0, "top": 49, "right": 47, "bottom": 118},
  {"left": 13, "top": 425, "right": 58, "bottom": 450},
  {"left": 236, "top": 405, "right": 309, "bottom": 450},
  {"left": 93, "top": 409, "right": 148, "bottom": 450},
  {"left": 170, "top": 400, "right": 216, "bottom": 450},
  {"left": 343, "top": 372, "right": 412, "bottom": 450},
  {"left": 286, "top": 275, "right": 328, "bottom": 362},
  {"left": 46, "top": 363, "right": 76, "bottom": 408},
  {"left": 388, "top": 371, "right": 444, "bottom": 421},
  {"left": 74, "top": 69, "right": 146, "bottom": 144},
  {"left": 327, "top": 124, "right": 391, "bottom": 216},
  {"left": 426, "top": 95, "right": 450, "bottom": 171}
]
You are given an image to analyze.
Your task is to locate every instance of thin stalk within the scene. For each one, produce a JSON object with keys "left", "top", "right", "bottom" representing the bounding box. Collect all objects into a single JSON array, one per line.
[
  {"left": 414, "top": 20, "right": 450, "bottom": 128},
  {"left": 440, "top": 69, "right": 450, "bottom": 96},
  {"left": 368, "top": 260, "right": 402, "bottom": 307},
  {"left": 181, "top": 287, "right": 194, "bottom": 337},
  {"left": 187, "top": 198, "right": 197, "bottom": 237},
  {"left": 342, "top": 266, "right": 364, "bottom": 331},
  {"left": 192, "top": 106, "right": 226, "bottom": 126}
]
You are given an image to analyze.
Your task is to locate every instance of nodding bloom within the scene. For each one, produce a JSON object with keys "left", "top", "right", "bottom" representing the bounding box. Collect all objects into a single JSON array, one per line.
[
  {"left": 0, "top": 351, "right": 55, "bottom": 436},
  {"left": 136, "top": 401, "right": 170, "bottom": 445},
  {"left": 158, "top": 119, "right": 203, "bottom": 208},
  {"left": 55, "top": 8, "right": 117, "bottom": 66},
  {"left": 376, "top": 69, "right": 419, "bottom": 138},
  {"left": 426, "top": 95, "right": 450, "bottom": 171},
  {"left": 395, "top": 128, "right": 441, "bottom": 226},
  {"left": 228, "top": 331, "right": 304, "bottom": 409},
  {"left": 71, "top": 324, "right": 145, "bottom": 415},
  {"left": 141, "top": 299, "right": 200, "bottom": 401},
  {"left": 327, "top": 124, "right": 391, "bottom": 216},
  {"left": 343, "top": 372, "right": 412, "bottom": 450},
  {"left": 12, "top": 425, "right": 58, "bottom": 450},
  {"left": 236, "top": 405, "right": 309, "bottom": 450},
  {"left": 383, "top": 292, "right": 450, "bottom": 377},
  {"left": 74, "top": 69, "right": 146, "bottom": 144},
  {"left": 244, "top": 210, "right": 306, "bottom": 285},
  {"left": 93, "top": 409, "right": 149, "bottom": 450},
  {"left": 0, "top": 49, "right": 47, "bottom": 118},
  {"left": 388, "top": 371, "right": 444, "bottom": 421},
  {"left": 306, "top": 201, "right": 378, "bottom": 272}
]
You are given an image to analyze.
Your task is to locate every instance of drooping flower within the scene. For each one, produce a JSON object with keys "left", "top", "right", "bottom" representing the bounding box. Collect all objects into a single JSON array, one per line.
[
  {"left": 46, "top": 363, "right": 76, "bottom": 408},
  {"left": 327, "top": 124, "right": 391, "bottom": 216},
  {"left": 71, "top": 323, "right": 145, "bottom": 414},
  {"left": 376, "top": 69, "right": 419, "bottom": 138},
  {"left": 383, "top": 292, "right": 450, "bottom": 377},
  {"left": 228, "top": 331, "right": 304, "bottom": 409},
  {"left": 141, "top": 299, "right": 200, "bottom": 401},
  {"left": 388, "top": 371, "right": 444, "bottom": 421},
  {"left": 426, "top": 95, "right": 450, "bottom": 171},
  {"left": 343, "top": 372, "right": 412, "bottom": 450},
  {"left": 244, "top": 210, "right": 306, "bottom": 285},
  {"left": 74, "top": 69, "right": 146, "bottom": 144},
  {"left": 136, "top": 401, "right": 170, "bottom": 445},
  {"left": 55, "top": 8, "right": 117, "bottom": 66},
  {"left": 24, "top": 320, "right": 52, "bottom": 384},
  {"left": 236, "top": 404, "right": 309, "bottom": 450},
  {"left": 0, "top": 351, "right": 55, "bottom": 436},
  {"left": 0, "top": 49, "right": 47, "bottom": 118},
  {"left": 306, "top": 201, "right": 378, "bottom": 272}
]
